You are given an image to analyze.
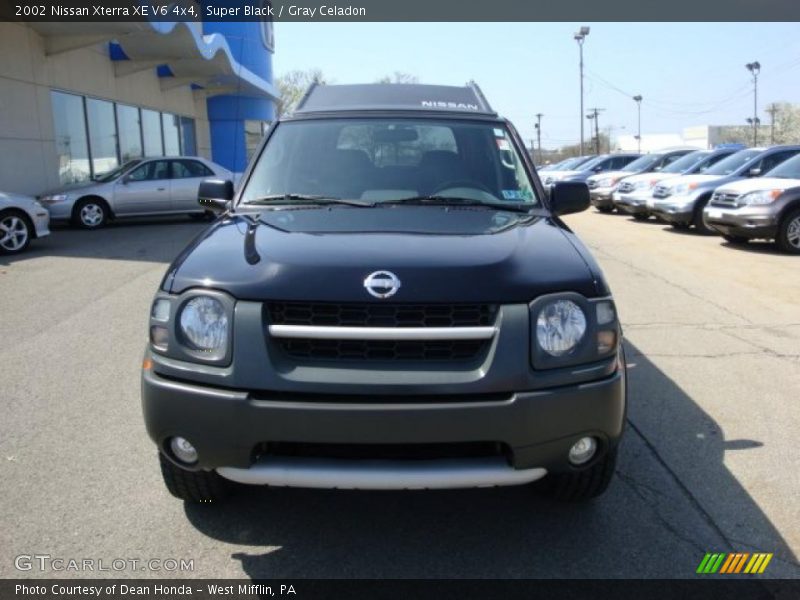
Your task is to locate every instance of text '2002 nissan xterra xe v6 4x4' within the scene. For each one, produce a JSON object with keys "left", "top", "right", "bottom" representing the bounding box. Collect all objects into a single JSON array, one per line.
[{"left": 142, "top": 83, "right": 627, "bottom": 503}]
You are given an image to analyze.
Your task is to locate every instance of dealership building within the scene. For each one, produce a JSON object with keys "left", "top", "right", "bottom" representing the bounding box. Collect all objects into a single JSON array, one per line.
[{"left": 0, "top": 20, "right": 278, "bottom": 196}]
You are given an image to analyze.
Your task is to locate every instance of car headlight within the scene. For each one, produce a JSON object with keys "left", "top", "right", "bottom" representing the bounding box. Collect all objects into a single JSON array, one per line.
[
  {"left": 670, "top": 182, "right": 698, "bottom": 196},
  {"left": 179, "top": 296, "right": 229, "bottom": 352},
  {"left": 737, "top": 189, "right": 783, "bottom": 206},
  {"left": 531, "top": 294, "right": 619, "bottom": 369},
  {"left": 536, "top": 300, "right": 587, "bottom": 356},
  {"left": 40, "top": 194, "right": 68, "bottom": 204},
  {"left": 597, "top": 177, "right": 618, "bottom": 188},
  {"left": 148, "top": 291, "right": 233, "bottom": 364}
]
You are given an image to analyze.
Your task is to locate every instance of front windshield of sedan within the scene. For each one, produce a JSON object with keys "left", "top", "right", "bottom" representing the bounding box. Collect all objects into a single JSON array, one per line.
[
  {"left": 764, "top": 154, "right": 800, "bottom": 179},
  {"left": 240, "top": 119, "right": 538, "bottom": 206},
  {"left": 660, "top": 151, "right": 709, "bottom": 174},
  {"left": 94, "top": 159, "right": 142, "bottom": 183},
  {"left": 622, "top": 154, "right": 661, "bottom": 172},
  {"left": 703, "top": 149, "right": 761, "bottom": 176}
]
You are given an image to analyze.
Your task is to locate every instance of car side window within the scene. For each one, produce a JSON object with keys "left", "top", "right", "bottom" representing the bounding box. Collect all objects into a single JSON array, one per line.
[
  {"left": 172, "top": 160, "right": 214, "bottom": 179},
  {"left": 127, "top": 160, "right": 170, "bottom": 182},
  {"left": 759, "top": 151, "right": 798, "bottom": 173}
]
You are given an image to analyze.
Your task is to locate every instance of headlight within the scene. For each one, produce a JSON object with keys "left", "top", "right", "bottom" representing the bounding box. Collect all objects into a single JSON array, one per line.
[
  {"left": 738, "top": 189, "right": 783, "bottom": 206},
  {"left": 536, "top": 300, "right": 587, "bottom": 357},
  {"left": 597, "top": 177, "right": 618, "bottom": 188},
  {"left": 670, "top": 182, "right": 698, "bottom": 195},
  {"left": 531, "top": 294, "right": 619, "bottom": 370},
  {"left": 40, "top": 194, "right": 68, "bottom": 204},
  {"left": 179, "top": 296, "right": 229, "bottom": 352}
]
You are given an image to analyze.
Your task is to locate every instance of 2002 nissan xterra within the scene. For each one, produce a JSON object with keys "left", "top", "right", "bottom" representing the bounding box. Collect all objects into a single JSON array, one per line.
[{"left": 141, "top": 83, "right": 627, "bottom": 503}]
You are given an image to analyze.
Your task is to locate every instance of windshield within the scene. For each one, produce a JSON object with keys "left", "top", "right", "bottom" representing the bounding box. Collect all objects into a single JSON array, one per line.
[
  {"left": 660, "top": 151, "right": 709, "bottom": 174},
  {"left": 764, "top": 154, "right": 800, "bottom": 179},
  {"left": 240, "top": 118, "right": 538, "bottom": 206},
  {"left": 577, "top": 155, "right": 611, "bottom": 171},
  {"left": 703, "top": 149, "right": 761, "bottom": 176},
  {"left": 622, "top": 154, "right": 661, "bottom": 172},
  {"left": 94, "top": 159, "right": 142, "bottom": 182}
]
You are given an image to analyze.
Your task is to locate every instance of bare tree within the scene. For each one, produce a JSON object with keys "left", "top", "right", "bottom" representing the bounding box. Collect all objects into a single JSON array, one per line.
[
  {"left": 376, "top": 72, "right": 420, "bottom": 84},
  {"left": 275, "top": 69, "right": 328, "bottom": 117}
]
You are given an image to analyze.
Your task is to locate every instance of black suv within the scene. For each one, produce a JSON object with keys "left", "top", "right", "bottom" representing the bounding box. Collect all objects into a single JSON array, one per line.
[{"left": 142, "top": 83, "right": 626, "bottom": 503}]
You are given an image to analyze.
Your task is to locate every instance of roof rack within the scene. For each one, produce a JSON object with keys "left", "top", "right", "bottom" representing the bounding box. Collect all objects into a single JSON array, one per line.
[{"left": 293, "top": 82, "right": 497, "bottom": 116}]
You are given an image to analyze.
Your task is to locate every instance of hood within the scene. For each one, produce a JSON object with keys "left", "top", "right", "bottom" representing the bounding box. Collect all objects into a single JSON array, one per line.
[
  {"left": 0, "top": 190, "right": 36, "bottom": 208},
  {"left": 620, "top": 172, "right": 672, "bottom": 185},
  {"left": 164, "top": 206, "right": 600, "bottom": 302},
  {"left": 586, "top": 170, "right": 632, "bottom": 184},
  {"left": 715, "top": 177, "right": 800, "bottom": 195}
]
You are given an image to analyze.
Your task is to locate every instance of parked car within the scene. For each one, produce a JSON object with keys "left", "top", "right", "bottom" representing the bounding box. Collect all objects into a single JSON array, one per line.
[
  {"left": 649, "top": 145, "right": 800, "bottom": 233},
  {"left": 611, "top": 148, "right": 742, "bottom": 221},
  {"left": 703, "top": 152, "right": 800, "bottom": 253},
  {"left": 142, "top": 83, "right": 626, "bottom": 504},
  {"left": 0, "top": 190, "right": 50, "bottom": 255},
  {"left": 544, "top": 153, "right": 640, "bottom": 191},
  {"left": 540, "top": 155, "right": 597, "bottom": 186},
  {"left": 588, "top": 149, "right": 694, "bottom": 213},
  {"left": 38, "top": 157, "right": 232, "bottom": 229}
]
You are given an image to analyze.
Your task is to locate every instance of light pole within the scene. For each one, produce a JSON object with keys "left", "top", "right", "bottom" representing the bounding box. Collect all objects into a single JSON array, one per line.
[
  {"left": 745, "top": 61, "right": 761, "bottom": 146},
  {"left": 534, "top": 113, "right": 543, "bottom": 164},
  {"left": 632, "top": 95, "right": 643, "bottom": 153},
  {"left": 574, "top": 26, "right": 590, "bottom": 155}
]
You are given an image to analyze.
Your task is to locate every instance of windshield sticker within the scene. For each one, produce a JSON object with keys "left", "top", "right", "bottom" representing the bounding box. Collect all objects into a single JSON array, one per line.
[
  {"left": 497, "top": 139, "right": 511, "bottom": 151},
  {"left": 502, "top": 189, "right": 533, "bottom": 201},
  {"left": 494, "top": 128, "right": 506, "bottom": 138}
]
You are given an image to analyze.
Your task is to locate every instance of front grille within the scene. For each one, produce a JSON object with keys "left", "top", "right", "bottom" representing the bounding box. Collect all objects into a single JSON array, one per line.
[
  {"left": 277, "top": 338, "right": 487, "bottom": 361},
  {"left": 267, "top": 302, "right": 497, "bottom": 362},
  {"left": 617, "top": 181, "right": 635, "bottom": 193},
  {"left": 268, "top": 302, "right": 497, "bottom": 328},
  {"left": 259, "top": 441, "right": 510, "bottom": 459},
  {"left": 653, "top": 185, "right": 671, "bottom": 199},
  {"left": 711, "top": 191, "right": 740, "bottom": 207}
]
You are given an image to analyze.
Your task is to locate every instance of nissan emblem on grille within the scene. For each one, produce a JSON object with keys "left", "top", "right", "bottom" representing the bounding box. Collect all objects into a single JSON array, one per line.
[{"left": 364, "top": 271, "right": 402, "bottom": 298}]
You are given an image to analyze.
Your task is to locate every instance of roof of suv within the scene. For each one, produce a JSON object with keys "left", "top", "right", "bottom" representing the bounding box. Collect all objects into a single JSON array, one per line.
[{"left": 293, "top": 82, "right": 497, "bottom": 117}]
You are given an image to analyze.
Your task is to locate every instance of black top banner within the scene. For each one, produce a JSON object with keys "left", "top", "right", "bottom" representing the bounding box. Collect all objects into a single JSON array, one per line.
[{"left": 2, "top": 0, "right": 800, "bottom": 22}]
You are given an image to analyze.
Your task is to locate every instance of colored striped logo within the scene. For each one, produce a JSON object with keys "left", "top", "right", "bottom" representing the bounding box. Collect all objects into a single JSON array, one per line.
[{"left": 696, "top": 552, "right": 773, "bottom": 574}]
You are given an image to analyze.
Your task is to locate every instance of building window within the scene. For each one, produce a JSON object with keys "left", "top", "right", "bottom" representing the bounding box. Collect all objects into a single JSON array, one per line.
[
  {"left": 117, "top": 104, "right": 143, "bottom": 162},
  {"left": 51, "top": 91, "right": 91, "bottom": 184},
  {"left": 162, "top": 113, "right": 181, "bottom": 156},
  {"left": 142, "top": 109, "right": 163, "bottom": 157},
  {"left": 180, "top": 117, "right": 197, "bottom": 156},
  {"left": 86, "top": 98, "right": 119, "bottom": 177}
]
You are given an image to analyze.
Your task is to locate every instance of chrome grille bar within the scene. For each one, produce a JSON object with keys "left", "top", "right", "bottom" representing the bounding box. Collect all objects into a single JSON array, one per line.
[{"left": 269, "top": 324, "right": 497, "bottom": 341}]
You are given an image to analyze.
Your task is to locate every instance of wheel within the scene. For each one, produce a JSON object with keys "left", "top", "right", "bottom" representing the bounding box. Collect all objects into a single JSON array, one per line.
[
  {"left": 776, "top": 208, "right": 800, "bottom": 255},
  {"left": 73, "top": 197, "right": 109, "bottom": 229},
  {"left": 0, "top": 210, "right": 33, "bottom": 254},
  {"left": 159, "top": 453, "right": 230, "bottom": 503},
  {"left": 595, "top": 206, "right": 614, "bottom": 214},
  {"left": 670, "top": 222, "right": 690, "bottom": 230},
  {"left": 722, "top": 234, "right": 749, "bottom": 245},
  {"left": 632, "top": 213, "right": 649, "bottom": 221},
  {"left": 538, "top": 445, "right": 618, "bottom": 502},
  {"left": 692, "top": 196, "right": 714, "bottom": 234}
]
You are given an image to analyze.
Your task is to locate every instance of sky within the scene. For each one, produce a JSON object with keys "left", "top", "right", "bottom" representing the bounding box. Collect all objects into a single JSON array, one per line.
[{"left": 273, "top": 22, "right": 800, "bottom": 150}]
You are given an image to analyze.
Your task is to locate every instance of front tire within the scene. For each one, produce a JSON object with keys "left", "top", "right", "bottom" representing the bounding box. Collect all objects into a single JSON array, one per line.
[
  {"left": 692, "top": 196, "right": 714, "bottom": 234},
  {"left": 73, "top": 198, "right": 109, "bottom": 229},
  {"left": 596, "top": 206, "right": 614, "bottom": 214},
  {"left": 632, "top": 213, "right": 649, "bottom": 221},
  {"left": 0, "top": 210, "right": 33, "bottom": 254},
  {"left": 722, "top": 234, "right": 749, "bottom": 245},
  {"left": 776, "top": 208, "right": 800, "bottom": 255},
  {"left": 538, "top": 446, "right": 618, "bottom": 502},
  {"left": 159, "top": 453, "right": 230, "bottom": 503}
]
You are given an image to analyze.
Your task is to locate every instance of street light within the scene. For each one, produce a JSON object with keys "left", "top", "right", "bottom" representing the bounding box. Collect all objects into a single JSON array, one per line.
[
  {"left": 574, "top": 26, "right": 590, "bottom": 155},
  {"left": 745, "top": 61, "right": 761, "bottom": 145},
  {"left": 632, "top": 95, "right": 643, "bottom": 153}
]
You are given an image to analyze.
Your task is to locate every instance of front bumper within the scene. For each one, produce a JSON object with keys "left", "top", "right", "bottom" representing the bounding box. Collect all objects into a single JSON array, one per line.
[
  {"left": 613, "top": 192, "right": 652, "bottom": 215},
  {"left": 590, "top": 188, "right": 616, "bottom": 208},
  {"left": 142, "top": 362, "right": 626, "bottom": 478},
  {"left": 703, "top": 205, "right": 779, "bottom": 239},
  {"left": 649, "top": 194, "right": 701, "bottom": 225},
  {"left": 31, "top": 207, "right": 50, "bottom": 238}
]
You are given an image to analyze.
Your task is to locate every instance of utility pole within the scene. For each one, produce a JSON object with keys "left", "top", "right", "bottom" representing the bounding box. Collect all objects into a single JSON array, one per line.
[
  {"left": 586, "top": 108, "right": 604, "bottom": 154},
  {"left": 574, "top": 27, "right": 590, "bottom": 155},
  {"left": 766, "top": 104, "right": 779, "bottom": 144},
  {"left": 745, "top": 61, "right": 761, "bottom": 146},
  {"left": 534, "top": 113, "right": 543, "bottom": 164},
  {"left": 632, "top": 95, "right": 643, "bottom": 153}
]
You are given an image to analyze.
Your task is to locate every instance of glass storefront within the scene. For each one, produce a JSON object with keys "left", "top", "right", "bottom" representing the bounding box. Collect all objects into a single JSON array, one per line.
[{"left": 50, "top": 91, "right": 197, "bottom": 184}]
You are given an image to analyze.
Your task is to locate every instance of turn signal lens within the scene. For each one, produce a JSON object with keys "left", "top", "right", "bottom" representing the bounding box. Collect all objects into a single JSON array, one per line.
[
  {"left": 150, "top": 325, "right": 169, "bottom": 351},
  {"left": 598, "top": 330, "right": 617, "bottom": 354}
]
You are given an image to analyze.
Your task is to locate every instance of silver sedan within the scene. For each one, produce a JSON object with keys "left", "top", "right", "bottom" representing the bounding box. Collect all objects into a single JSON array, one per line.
[
  {"left": 38, "top": 157, "right": 232, "bottom": 229},
  {"left": 0, "top": 190, "right": 50, "bottom": 254}
]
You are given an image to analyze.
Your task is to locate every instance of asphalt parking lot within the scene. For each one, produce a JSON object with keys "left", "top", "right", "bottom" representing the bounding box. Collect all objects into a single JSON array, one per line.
[{"left": 1, "top": 212, "right": 798, "bottom": 579}]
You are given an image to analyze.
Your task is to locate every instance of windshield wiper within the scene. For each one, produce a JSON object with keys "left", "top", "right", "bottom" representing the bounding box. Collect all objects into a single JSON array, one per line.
[
  {"left": 242, "top": 194, "right": 374, "bottom": 207},
  {"left": 381, "top": 195, "right": 536, "bottom": 213}
]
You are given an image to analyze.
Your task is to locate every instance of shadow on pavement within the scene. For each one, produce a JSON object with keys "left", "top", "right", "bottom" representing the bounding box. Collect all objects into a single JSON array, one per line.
[{"left": 183, "top": 340, "right": 799, "bottom": 579}]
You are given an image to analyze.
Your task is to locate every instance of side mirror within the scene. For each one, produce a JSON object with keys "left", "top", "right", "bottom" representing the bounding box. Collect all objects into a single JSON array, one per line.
[
  {"left": 550, "top": 181, "right": 590, "bottom": 216},
  {"left": 592, "top": 165, "right": 603, "bottom": 172},
  {"left": 198, "top": 179, "right": 234, "bottom": 212},
  {"left": 747, "top": 167, "right": 761, "bottom": 177},
  {"left": 121, "top": 175, "right": 131, "bottom": 185}
]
